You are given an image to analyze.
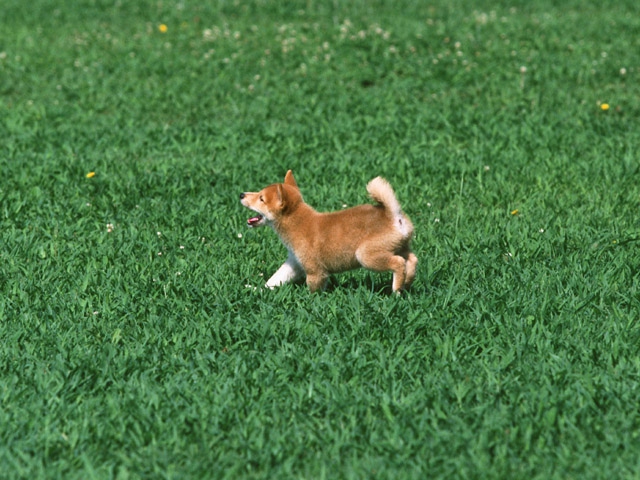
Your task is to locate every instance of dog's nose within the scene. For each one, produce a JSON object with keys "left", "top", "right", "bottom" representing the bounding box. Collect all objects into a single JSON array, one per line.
[{"left": 239, "top": 193, "right": 245, "bottom": 199}]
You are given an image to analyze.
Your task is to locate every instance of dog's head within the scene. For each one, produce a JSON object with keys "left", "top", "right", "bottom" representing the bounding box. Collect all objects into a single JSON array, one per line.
[{"left": 240, "top": 170, "right": 302, "bottom": 227}]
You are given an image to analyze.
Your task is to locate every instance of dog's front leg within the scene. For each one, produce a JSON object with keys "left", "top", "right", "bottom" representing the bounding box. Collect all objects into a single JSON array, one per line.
[{"left": 265, "top": 251, "right": 305, "bottom": 289}]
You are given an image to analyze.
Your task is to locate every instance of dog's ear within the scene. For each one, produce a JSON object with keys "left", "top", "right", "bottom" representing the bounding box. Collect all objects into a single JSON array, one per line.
[
  {"left": 275, "top": 183, "right": 286, "bottom": 208},
  {"left": 284, "top": 170, "right": 298, "bottom": 189}
]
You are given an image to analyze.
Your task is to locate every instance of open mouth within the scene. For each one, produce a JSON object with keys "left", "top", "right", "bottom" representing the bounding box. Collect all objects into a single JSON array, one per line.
[{"left": 247, "top": 214, "right": 264, "bottom": 227}]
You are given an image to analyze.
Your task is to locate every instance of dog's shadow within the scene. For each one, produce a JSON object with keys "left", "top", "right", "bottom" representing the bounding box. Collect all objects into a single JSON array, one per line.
[
  {"left": 326, "top": 275, "right": 396, "bottom": 296},
  {"left": 283, "top": 274, "right": 413, "bottom": 296}
]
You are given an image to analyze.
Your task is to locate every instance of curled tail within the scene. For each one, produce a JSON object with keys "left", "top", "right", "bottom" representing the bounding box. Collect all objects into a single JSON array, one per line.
[
  {"left": 367, "top": 177, "right": 413, "bottom": 238},
  {"left": 367, "top": 177, "right": 402, "bottom": 216}
]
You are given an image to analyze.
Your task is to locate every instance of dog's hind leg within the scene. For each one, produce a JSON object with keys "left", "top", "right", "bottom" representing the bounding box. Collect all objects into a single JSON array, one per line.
[
  {"left": 404, "top": 252, "right": 418, "bottom": 288},
  {"left": 266, "top": 250, "right": 305, "bottom": 289},
  {"left": 356, "top": 245, "right": 407, "bottom": 293}
]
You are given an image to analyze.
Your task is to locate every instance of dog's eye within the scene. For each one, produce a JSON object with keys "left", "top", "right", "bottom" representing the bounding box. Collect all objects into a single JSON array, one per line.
[{"left": 259, "top": 196, "right": 264, "bottom": 202}]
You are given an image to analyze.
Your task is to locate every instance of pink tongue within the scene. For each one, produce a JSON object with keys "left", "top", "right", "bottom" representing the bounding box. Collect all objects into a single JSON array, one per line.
[{"left": 248, "top": 216, "right": 262, "bottom": 226}]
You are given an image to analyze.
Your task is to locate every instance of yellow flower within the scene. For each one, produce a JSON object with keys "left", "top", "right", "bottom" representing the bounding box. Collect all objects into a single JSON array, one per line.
[
  {"left": 600, "top": 103, "right": 610, "bottom": 111},
  {"left": 86, "top": 171, "right": 96, "bottom": 178},
  {"left": 158, "top": 24, "right": 168, "bottom": 33},
  {"left": 511, "top": 209, "right": 519, "bottom": 216}
]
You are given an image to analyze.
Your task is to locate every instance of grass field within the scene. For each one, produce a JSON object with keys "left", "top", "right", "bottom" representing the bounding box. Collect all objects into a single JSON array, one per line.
[{"left": 1, "top": 0, "right": 640, "bottom": 478}]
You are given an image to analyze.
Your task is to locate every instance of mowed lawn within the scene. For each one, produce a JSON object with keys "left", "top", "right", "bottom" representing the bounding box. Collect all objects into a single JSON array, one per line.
[{"left": 1, "top": 0, "right": 639, "bottom": 478}]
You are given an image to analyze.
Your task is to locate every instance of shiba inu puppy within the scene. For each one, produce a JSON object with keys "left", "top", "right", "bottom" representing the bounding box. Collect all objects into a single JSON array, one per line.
[{"left": 240, "top": 170, "right": 417, "bottom": 293}]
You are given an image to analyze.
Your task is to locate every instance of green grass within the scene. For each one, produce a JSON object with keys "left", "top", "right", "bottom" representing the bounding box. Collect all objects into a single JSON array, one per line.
[{"left": 1, "top": 0, "right": 640, "bottom": 478}]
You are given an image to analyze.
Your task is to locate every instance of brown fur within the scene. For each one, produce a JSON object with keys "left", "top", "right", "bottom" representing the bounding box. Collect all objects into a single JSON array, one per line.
[{"left": 240, "top": 170, "right": 417, "bottom": 293}]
